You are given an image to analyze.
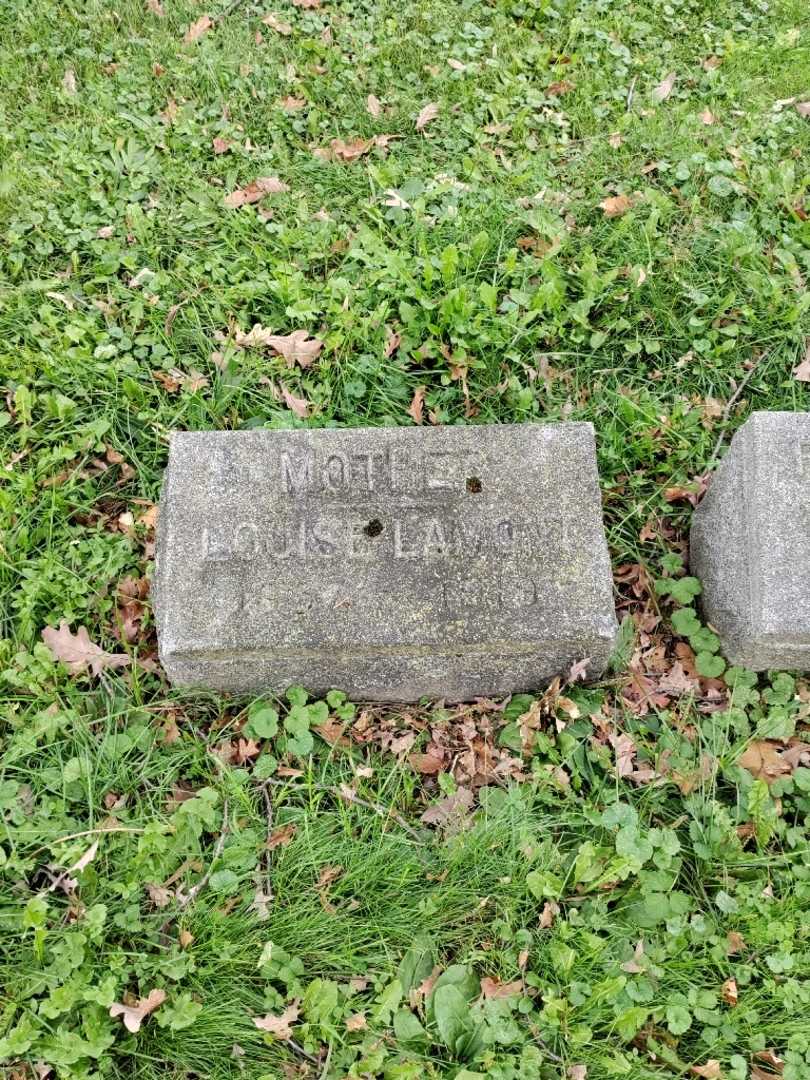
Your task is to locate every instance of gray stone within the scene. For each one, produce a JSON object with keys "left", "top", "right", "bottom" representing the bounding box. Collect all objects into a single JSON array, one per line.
[
  {"left": 690, "top": 411, "right": 810, "bottom": 670},
  {"left": 154, "top": 423, "right": 617, "bottom": 701}
]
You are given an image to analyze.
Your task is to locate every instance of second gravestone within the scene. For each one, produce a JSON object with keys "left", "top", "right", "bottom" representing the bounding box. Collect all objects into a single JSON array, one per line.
[
  {"left": 155, "top": 423, "right": 617, "bottom": 701},
  {"left": 690, "top": 410, "right": 810, "bottom": 671}
]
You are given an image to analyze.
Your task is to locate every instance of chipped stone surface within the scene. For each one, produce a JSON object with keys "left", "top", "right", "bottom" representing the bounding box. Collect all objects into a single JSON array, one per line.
[
  {"left": 690, "top": 411, "right": 810, "bottom": 670},
  {"left": 154, "top": 424, "right": 617, "bottom": 700}
]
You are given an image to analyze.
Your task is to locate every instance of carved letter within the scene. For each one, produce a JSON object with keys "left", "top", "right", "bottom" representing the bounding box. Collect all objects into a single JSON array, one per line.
[{"left": 281, "top": 450, "right": 314, "bottom": 494}]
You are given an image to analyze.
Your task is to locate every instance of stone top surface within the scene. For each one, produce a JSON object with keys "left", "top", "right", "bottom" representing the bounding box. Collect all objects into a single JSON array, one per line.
[
  {"left": 154, "top": 423, "right": 617, "bottom": 699},
  {"left": 690, "top": 411, "right": 810, "bottom": 669}
]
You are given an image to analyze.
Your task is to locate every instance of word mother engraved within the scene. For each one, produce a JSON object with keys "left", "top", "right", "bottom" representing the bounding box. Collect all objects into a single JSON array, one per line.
[{"left": 155, "top": 424, "right": 617, "bottom": 701}]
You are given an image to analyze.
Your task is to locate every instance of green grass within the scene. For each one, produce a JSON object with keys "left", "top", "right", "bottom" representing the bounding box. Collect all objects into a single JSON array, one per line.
[{"left": 2, "top": 0, "right": 810, "bottom": 1076}]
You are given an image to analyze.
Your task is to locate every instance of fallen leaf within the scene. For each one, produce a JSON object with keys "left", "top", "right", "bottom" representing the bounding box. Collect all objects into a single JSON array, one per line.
[
  {"left": 415, "top": 101, "right": 439, "bottom": 131},
  {"left": 609, "top": 732, "right": 636, "bottom": 777},
  {"left": 793, "top": 341, "right": 810, "bottom": 381},
  {"left": 224, "top": 176, "right": 289, "bottom": 208},
  {"left": 146, "top": 883, "right": 173, "bottom": 908},
  {"left": 752, "top": 1049, "right": 784, "bottom": 1078},
  {"left": 367, "top": 94, "right": 382, "bottom": 117},
  {"left": 691, "top": 1063, "right": 722, "bottom": 1079},
  {"left": 97, "top": 225, "right": 114, "bottom": 239},
  {"left": 480, "top": 977, "right": 524, "bottom": 1000},
  {"left": 702, "top": 56, "right": 722, "bottom": 70},
  {"left": 262, "top": 13, "right": 292, "bottom": 34},
  {"left": 547, "top": 79, "right": 575, "bottom": 95},
  {"left": 212, "top": 137, "right": 232, "bottom": 154},
  {"left": 268, "top": 380, "right": 308, "bottom": 418},
  {"left": 234, "top": 326, "right": 323, "bottom": 367},
  {"left": 621, "top": 939, "right": 645, "bottom": 974},
  {"left": 267, "top": 823, "right": 297, "bottom": 849},
  {"left": 796, "top": 102, "right": 810, "bottom": 118},
  {"left": 345, "top": 1013, "right": 367, "bottom": 1032},
  {"left": 699, "top": 108, "right": 717, "bottom": 125},
  {"left": 608, "top": 131, "right": 623, "bottom": 148},
  {"left": 280, "top": 95, "right": 306, "bottom": 111},
  {"left": 383, "top": 188, "right": 411, "bottom": 210},
  {"left": 109, "top": 989, "right": 167, "bottom": 1033},
  {"left": 600, "top": 194, "right": 634, "bottom": 217},
  {"left": 420, "top": 787, "right": 474, "bottom": 831},
  {"left": 447, "top": 57, "right": 465, "bottom": 71},
  {"left": 738, "top": 740, "right": 794, "bottom": 784},
  {"left": 652, "top": 71, "right": 677, "bottom": 103},
  {"left": 146, "top": 0, "right": 164, "bottom": 14},
  {"left": 184, "top": 15, "right": 213, "bottom": 43},
  {"left": 253, "top": 1001, "right": 300, "bottom": 1039},
  {"left": 539, "top": 900, "right": 559, "bottom": 928},
  {"left": 726, "top": 930, "right": 745, "bottom": 955},
  {"left": 722, "top": 978, "right": 738, "bottom": 1006},
  {"left": 62, "top": 68, "right": 78, "bottom": 95},
  {"left": 408, "top": 385, "right": 426, "bottom": 424},
  {"left": 179, "top": 929, "right": 194, "bottom": 948},
  {"left": 42, "top": 621, "right": 130, "bottom": 677},
  {"left": 568, "top": 1068, "right": 588, "bottom": 1080},
  {"left": 293, "top": 0, "right": 321, "bottom": 5}
]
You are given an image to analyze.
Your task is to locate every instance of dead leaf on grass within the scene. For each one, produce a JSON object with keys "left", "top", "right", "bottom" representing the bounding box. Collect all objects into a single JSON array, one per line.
[
  {"left": 690, "top": 1063, "right": 722, "bottom": 1079},
  {"left": 280, "top": 95, "right": 306, "bottom": 111},
  {"left": 479, "top": 976, "right": 524, "bottom": 1000},
  {"left": 652, "top": 71, "right": 677, "bottom": 103},
  {"left": 280, "top": 383, "right": 312, "bottom": 418},
  {"left": 792, "top": 341, "right": 810, "bottom": 381},
  {"left": 267, "top": 823, "right": 297, "bottom": 849},
  {"left": 212, "top": 137, "right": 232, "bottom": 154},
  {"left": 146, "top": 0, "right": 164, "bottom": 14},
  {"left": 547, "top": 79, "right": 574, "bottom": 96},
  {"left": 722, "top": 977, "right": 738, "bottom": 1006},
  {"left": 726, "top": 930, "right": 745, "bottom": 955},
  {"left": 109, "top": 989, "right": 167, "bottom": 1033},
  {"left": 408, "top": 385, "right": 426, "bottom": 424},
  {"left": 420, "top": 787, "right": 474, "bottom": 831},
  {"left": 233, "top": 326, "right": 323, "bottom": 367},
  {"left": 42, "top": 621, "right": 130, "bottom": 677},
  {"left": 415, "top": 101, "right": 439, "bottom": 131},
  {"left": 62, "top": 68, "right": 78, "bottom": 95},
  {"left": 367, "top": 94, "right": 382, "bottom": 117},
  {"left": 253, "top": 1001, "right": 300, "bottom": 1039},
  {"left": 539, "top": 900, "right": 559, "bottom": 928},
  {"left": 752, "top": 1049, "right": 784, "bottom": 1078},
  {"left": 146, "top": 883, "right": 173, "bottom": 908},
  {"left": 184, "top": 15, "right": 213, "bottom": 43},
  {"left": 568, "top": 1068, "right": 587, "bottom": 1080},
  {"left": 796, "top": 102, "right": 810, "bottom": 118},
  {"left": 600, "top": 194, "right": 634, "bottom": 217},
  {"left": 699, "top": 108, "right": 717, "bottom": 125},
  {"left": 345, "top": 1013, "right": 367, "bottom": 1032},
  {"left": 224, "top": 176, "right": 289, "bottom": 208},
  {"left": 262, "top": 13, "right": 292, "bottom": 34}
]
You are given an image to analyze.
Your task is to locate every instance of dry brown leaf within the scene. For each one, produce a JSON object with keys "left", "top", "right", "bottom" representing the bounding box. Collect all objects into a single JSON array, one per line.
[
  {"left": 608, "top": 131, "right": 623, "bottom": 148},
  {"left": 293, "top": 0, "right": 321, "bottom": 5},
  {"left": 262, "top": 12, "right": 292, "bottom": 34},
  {"left": 42, "top": 621, "right": 130, "bottom": 677},
  {"left": 796, "top": 102, "right": 810, "bottom": 118},
  {"left": 267, "top": 823, "right": 297, "bottom": 849},
  {"left": 726, "top": 930, "right": 745, "bottom": 955},
  {"left": 738, "top": 740, "right": 794, "bottom": 784},
  {"left": 621, "top": 939, "right": 645, "bottom": 973},
  {"left": 547, "top": 79, "right": 575, "bottom": 96},
  {"left": 253, "top": 1001, "right": 300, "bottom": 1039},
  {"left": 184, "top": 15, "right": 213, "bottom": 43},
  {"left": 479, "top": 977, "right": 524, "bottom": 1000},
  {"left": 234, "top": 326, "right": 323, "bottom": 367},
  {"left": 146, "top": 0, "right": 164, "bottom": 15},
  {"left": 109, "top": 989, "right": 166, "bottom": 1033},
  {"left": 722, "top": 977, "right": 738, "bottom": 1006},
  {"left": 691, "top": 1063, "right": 722, "bottom": 1079},
  {"left": 408, "top": 385, "right": 426, "bottom": 424},
  {"left": 63, "top": 68, "right": 78, "bottom": 95},
  {"left": 793, "top": 341, "right": 810, "bottom": 381},
  {"left": 179, "top": 929, "right": 194, "bottom": 948},
  {"left": 345, "top": 1013, "right": 367, "bottom": 1032},
  {"left": 212, "top": 137, "right": 232, "bottom": 155},
  {"left": 224, "top": 176, "right": 289, "bottom": 208},
  {"left": 420, "top": 787, "right": 474, "bottom": 831},
  {"left": 699, "top": 108, "right": 717, "bottom": 125},
  {"left": 652, "top": 71, "right": 677, "bottom": 103},
  {"left": 752, "top": 1049, "right": 784, "bottom": 1078},
  {"left": 539, "top": 900, "right": 559, "bottom": 928},
  {"left": 146, "top": 883, "right": 173, "bottom": 908},
  {"left": 568, "top": 1068, "right": 588, "bottom": 1080},
  {"left": 280, "top": 95, "right": 306, "bottom": 111},
  {"left": 367, "top": 94, "right": 382, "bottom": 117},
  {"left": 600, "top": 194, "right": 634, "bottom": 217},
  {"left": 415, "top": 101, "right": 439, "bottom": 131},
  {"left": 281, "top": 383, "right": 312, "bottom": 418}
]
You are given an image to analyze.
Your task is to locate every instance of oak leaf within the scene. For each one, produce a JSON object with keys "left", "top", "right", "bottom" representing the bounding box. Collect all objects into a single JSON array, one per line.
[
  {"left": 224, "top": 176, "right": 289, "bottom": 208},
  {"left": 253, "top": 1001, "right": 300, "bottom": 1039},
  {"left": 109, "top": 989, "right": 166, "bottom": 1033},
  {"left": 184, "top": 15, "right": 213, "bottom": 43},
  {"left": 267, "top": 823, "right": 297, "bottom": 849},
  {"left": 42, "top": 621, "right": 130, "bottom": 677},
  {"left": 415, "top": 101, "right": 439, "bottom": 131},
  {"left": 600, "top": 194, "right": 634, "bottom": 217},
  {"left": 652, "top": 71, "right": 677, "bottom": 103},
  {"left": 280, "top": 95, "right": 306, "bottom": 111},
  {"left": 722, "top": 977, "right": 738, "bottom": 1006},
  {"left": 408, "top": 385, "right": 426, "bottom": 424},
  {"left": 280, "top": 383, "right": 312, "bottom": 418},
  {"left": 234, "top": 326, "right": 323, "bottom": 367},
  {"left": 480, "top": 977, "right": 524, "bottom": 999},
  {"left": 690, "top": 1063, "right": 722, "bottom": 1079}
]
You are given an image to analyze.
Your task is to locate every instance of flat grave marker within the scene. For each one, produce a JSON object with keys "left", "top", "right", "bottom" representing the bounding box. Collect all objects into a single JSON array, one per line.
[
  {"left": 155, "top": 423, "right": 617, "bottom": 700},
  {"left": 690, "top": 411, "right": 810, "bottom": 670}
]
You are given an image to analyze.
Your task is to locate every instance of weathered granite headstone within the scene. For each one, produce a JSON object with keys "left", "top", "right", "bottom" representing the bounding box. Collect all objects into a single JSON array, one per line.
[
  {"left": 690, "top": 411, "right": 810, "bottom": 670},
  {"left": 155, "top": 424, "right": 617, "bottom": 701}
]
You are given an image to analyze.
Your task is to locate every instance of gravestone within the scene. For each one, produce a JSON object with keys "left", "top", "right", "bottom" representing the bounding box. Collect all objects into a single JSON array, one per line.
[
  {"left": 154, "top": 423, "right": 617, "bottom": 701},
  {"left": 690, "top": 411, "right": 810, "bottom": 670}
]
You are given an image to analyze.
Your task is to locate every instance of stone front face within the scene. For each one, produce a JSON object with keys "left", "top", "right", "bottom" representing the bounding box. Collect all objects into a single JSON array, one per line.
[
  {"left": 690, "top": 411, "right": 810, "bottom": 671},
  {"left": 155, "top": 423, "right": 617, "bottom": 700}
]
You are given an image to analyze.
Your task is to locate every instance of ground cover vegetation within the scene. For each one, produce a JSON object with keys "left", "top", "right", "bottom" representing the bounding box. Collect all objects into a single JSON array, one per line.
[{"left": 1, "top": 0, "right": 810, "bottom": 1076}]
